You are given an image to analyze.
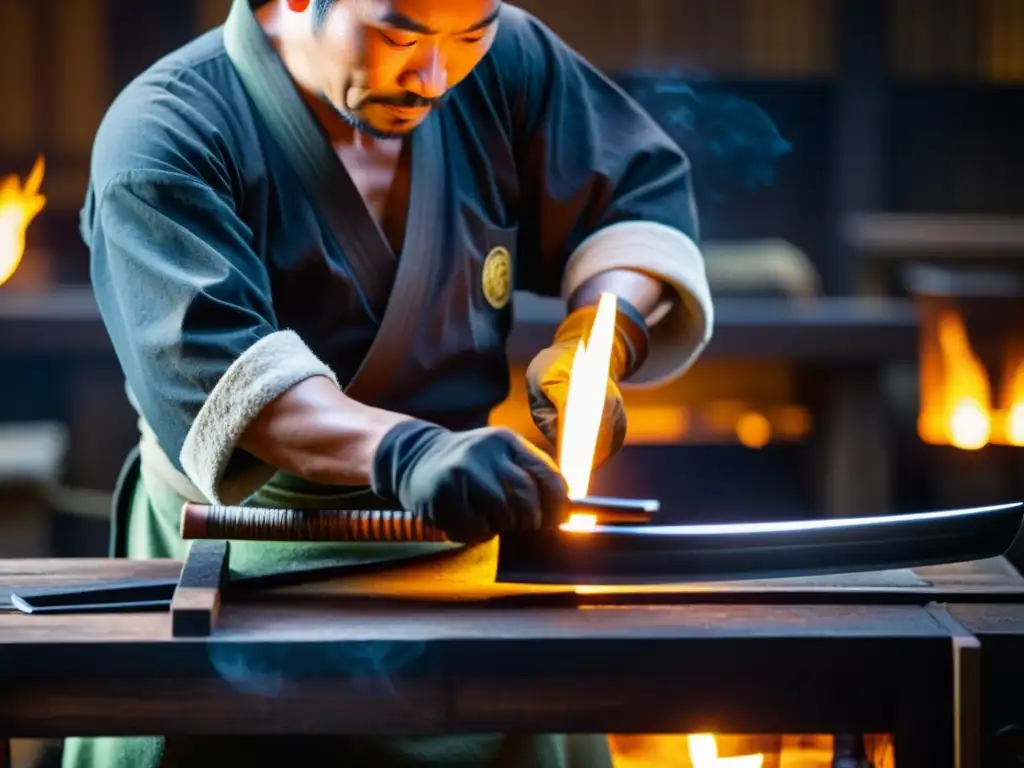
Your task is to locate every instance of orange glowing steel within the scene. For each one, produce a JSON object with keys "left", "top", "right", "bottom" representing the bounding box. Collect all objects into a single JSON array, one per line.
[
  {"left": 557, "top": 292, "right": 618, "bottom": 532},
  {"left": 561, "top": 513, "right": 597, "bottom": 532},
  {"left": 687, "top": 734, "right": 764, "bottom": 767},
  {"left": 0, "top": 156, "right": 46, "bottom": 287}
]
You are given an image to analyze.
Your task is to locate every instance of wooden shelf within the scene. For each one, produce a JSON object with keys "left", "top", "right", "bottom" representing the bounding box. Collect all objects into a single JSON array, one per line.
[
  {"left": 846, "top": 213, "right": 1024, "bottom": 257},
  {"left": 0, "top": 285, "right": 919, "bottom": 364}
]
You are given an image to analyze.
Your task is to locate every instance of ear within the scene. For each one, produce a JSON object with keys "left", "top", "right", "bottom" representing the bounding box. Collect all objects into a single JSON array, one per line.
[{"left": 286, "top": 0, "right": 312, "bottom": 11}]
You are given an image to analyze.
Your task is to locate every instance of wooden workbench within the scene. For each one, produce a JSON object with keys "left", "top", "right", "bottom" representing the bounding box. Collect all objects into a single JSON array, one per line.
[{"left": 2, "top": 555, "right": 1024, "bottom": 768}]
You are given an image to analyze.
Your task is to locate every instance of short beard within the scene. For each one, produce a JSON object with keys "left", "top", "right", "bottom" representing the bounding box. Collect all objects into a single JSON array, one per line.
[
  {"left": 320, "top": 91, "right": 449, "bottom": 140},
  {"left": 331, "top": 102, "right": 408, "bottom": 140}
]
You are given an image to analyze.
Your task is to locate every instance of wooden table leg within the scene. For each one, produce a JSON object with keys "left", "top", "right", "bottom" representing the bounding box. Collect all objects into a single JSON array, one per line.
[{"left": 832, "top": 734, "right": 871, "bottom": 767}]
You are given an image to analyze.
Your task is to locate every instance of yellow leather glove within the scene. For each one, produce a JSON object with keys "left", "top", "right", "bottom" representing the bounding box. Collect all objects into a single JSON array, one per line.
[{"left": 525, "top": 298, "right": 649, "bottom": 468}]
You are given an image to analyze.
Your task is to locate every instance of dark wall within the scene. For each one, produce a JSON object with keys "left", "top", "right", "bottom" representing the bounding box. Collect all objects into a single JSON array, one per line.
[{"left": 890, "top": 84, "right": 1024, "bottom": 214}]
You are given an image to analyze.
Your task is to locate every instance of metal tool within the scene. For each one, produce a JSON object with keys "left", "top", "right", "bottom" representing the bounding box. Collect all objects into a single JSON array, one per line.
[
  {"left": 496, "top": 501, "right": 1024, "bottom": 585},
  {"left": 179, "top": 496, "right": 659, "bottom": 542},
  {"left": 9, "top": 579, "right": 177, "bottom": 615}
]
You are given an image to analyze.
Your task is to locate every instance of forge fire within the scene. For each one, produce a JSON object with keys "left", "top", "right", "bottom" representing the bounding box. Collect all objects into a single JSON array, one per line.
[
  {"left": 609, "top": 734, "right": 896, "bottom": 768},
  {"left": 0, "top": 156, "right": 45, "bottom": 287}
]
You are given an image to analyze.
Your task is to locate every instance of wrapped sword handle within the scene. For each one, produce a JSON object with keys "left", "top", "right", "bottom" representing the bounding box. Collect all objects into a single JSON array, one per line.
[
  {"left": 180, "top": 503, "right": 450, "bottom": 543},
  {"left": 180, "top": 496, "right": 658, "bottom": 543}
]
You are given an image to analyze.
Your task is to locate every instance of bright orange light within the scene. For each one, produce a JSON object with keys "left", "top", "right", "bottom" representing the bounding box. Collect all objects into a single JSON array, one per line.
[
  {"left": 937, "top": 312, "right": 991, "bottom": 450},
  {"left": 918, "top": 310, "right": 993, "bottom": 450},
  {"left": 735, "top": 411, "right": 771, "bottom": 449},
  {"left": 1002, "top": 358, "right": 1024, "bottom": 447},
  {"left": 562, "top": 513, "right": 598, "bottom": 532},
  {"left": 558, "top": 292, "right": 618, "bottom": 500},
  {"left": 688, "top": 734, "right": 764, "bottom": 767},
  {"left": 0, "top": 156, "right": 46, "bottom": 287}
]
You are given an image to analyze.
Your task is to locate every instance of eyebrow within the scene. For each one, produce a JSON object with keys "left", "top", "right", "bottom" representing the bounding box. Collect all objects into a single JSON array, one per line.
[{"left": 379, "top": 7, "right": 501, "bottom": 35}]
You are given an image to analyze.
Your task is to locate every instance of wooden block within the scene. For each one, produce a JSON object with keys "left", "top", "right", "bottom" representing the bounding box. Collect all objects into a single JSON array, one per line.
[{"left": 171, "top": 540, "right": 229, "bottom": 638}]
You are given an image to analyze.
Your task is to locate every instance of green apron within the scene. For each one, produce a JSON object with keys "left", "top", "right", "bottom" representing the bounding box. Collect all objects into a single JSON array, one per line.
[{"left": 62, "top": 460, "right": 615, "bottom": 768}]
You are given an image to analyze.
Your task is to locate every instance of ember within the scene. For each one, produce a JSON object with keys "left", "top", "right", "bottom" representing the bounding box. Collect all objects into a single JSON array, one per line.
[{"left": 0, "top": 156, "right": 45, "bottom": 287}]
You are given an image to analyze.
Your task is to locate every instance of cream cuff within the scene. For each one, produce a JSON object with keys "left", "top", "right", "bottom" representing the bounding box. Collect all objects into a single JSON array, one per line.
[
  {"left": 180, "top": 330, "right": 339, "bottom": 505},
  {"left": 561, "top": 221, "right": 715, "bottom": 387}
]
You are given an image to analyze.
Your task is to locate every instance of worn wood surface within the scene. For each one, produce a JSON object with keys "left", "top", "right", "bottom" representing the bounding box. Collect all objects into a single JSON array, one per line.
[
  {"left": 0, "top": 601, "right": 954, "bottom": 737},
  {"left": 0, "top": 559, "right": 182, "bottom": 607},
  {"left": 2, "top": 555, "right": 1023, "bottom": 610},
  {"left": 944, "top": 602, "right": 1024, "bottom": 767},
  {"left": 0, "top": 556, "right": 1014, "bottom": 740}
]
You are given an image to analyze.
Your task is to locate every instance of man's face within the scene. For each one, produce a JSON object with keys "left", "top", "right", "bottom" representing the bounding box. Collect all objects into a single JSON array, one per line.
[{"left": 284, "top": 0, "right": 501, "bottom": 139}]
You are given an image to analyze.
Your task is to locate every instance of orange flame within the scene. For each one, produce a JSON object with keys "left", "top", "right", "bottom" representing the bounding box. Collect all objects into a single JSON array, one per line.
[
  {"left": 1000, "top": 358, "right": 1024, "bottom": 447},
  {"left": 919, "top": 310, "right": 992, "bottom": 450},
  {"left": 687, "top": 734, "right": 764, "bottom": 767},
  {"left": 557, "top": 292, "right": 618, "bottom": 532},
  {"left": 0, "top": 156, "right": 46, "bottom": 287}
]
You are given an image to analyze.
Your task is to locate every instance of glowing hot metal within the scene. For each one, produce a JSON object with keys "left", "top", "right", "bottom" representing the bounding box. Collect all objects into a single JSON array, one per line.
[
  {"left": 558, "top": 292, "right": 618, "bottom": 531},
  {"left": 559, "top": 291, "right": 618, "bottom": 498}
]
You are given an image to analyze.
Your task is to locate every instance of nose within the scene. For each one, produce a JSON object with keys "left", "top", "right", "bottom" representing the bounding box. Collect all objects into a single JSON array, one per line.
[{"left": 399, "top": 43, "right": 448, "bottom": 100}]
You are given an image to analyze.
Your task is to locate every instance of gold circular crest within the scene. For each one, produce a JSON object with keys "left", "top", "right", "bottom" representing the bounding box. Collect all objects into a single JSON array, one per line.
[{"left": 481, "top": 246, "right": 512, "bottom": 310}]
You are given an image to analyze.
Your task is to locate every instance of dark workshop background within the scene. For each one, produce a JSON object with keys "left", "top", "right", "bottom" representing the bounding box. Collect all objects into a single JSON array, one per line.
[{"left": 2, "top": 0, "right": 1024, "bottom": 562}]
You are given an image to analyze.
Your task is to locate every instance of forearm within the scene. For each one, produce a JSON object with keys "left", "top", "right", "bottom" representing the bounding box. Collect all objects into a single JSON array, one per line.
[
  {"left": 567, "top": 268, "right": 671, "bottom": 318},
  {"left": 238, "top": 375, "right": 412, "bottom": 486}
]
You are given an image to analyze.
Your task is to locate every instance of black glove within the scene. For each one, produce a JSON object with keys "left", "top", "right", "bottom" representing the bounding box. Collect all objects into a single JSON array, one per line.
[
  {"left": 371, "top": 420, "right": 571, "bottom": 544},
  {"left": 526, "top": 296, "right": 650, "bottom": 467}
]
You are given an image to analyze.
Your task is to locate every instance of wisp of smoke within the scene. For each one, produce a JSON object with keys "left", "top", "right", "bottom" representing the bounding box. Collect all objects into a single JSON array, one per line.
[
  {"left": 208, "top": 640, "right": 429, "bottom": 700},
  {"left": 620, "top": 69, "right": 793, "bottom": 195},
  {"left": 209, "top": 644, "right": 286, "bottom": 698},
  {"left": 326, "top": 641, "right": 429, "bottom": 699}
]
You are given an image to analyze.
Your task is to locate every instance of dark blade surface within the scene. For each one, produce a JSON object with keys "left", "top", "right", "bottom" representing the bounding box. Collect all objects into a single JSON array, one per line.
[
  {"left": 9, "top": 579, "right": 178, "bottom": 615},
  {"left": 496, "top": 502, "right": 1024, "bottom": 585}
]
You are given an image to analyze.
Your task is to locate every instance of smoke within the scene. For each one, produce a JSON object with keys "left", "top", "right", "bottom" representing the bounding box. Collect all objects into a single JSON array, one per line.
[
  {"left": 208, "top": 639, "right": 429, "bottom": 699},
  {"left": 325, "top": 641, "right": 429, "bottom": 698},
  {"left": 209, "top": 644, "right": 286, "bottom": 698},
  {"left": 621, "top": 69, "right": 793, "bottom": 199}
]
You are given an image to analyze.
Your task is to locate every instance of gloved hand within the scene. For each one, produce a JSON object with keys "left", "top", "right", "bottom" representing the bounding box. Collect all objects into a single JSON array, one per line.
[
  {"left": 371, "top": 420, "right": 571, "bottom": 543},
  {"left": 526, "top": 297, "right": 650, "bottom": 468}
]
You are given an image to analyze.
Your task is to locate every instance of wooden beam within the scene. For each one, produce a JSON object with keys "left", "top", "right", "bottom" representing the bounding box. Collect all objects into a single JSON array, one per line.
[
  {"left": 0, "top": 3, "right": 39, "bottom": 154},
  {"left": 826, "top": 0, "right": 890, "bottom": 296},
  {"left": 52, "top": 0, "right": 110, "bottom": 156},
  {"left": 171, "top": 540, "right": 229, "bottom": 638},
  {"left": 195, "top": 0, "right": 232, "bottom": 33}
]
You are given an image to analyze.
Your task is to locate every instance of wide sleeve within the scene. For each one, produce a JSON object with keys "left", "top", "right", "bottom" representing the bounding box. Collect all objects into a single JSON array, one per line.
[
  {"left": 88, "top": 168, "right": 338, "bottom": 505},
  {"left": 495, "top": 9, "right": 714, "bottom": 386}
]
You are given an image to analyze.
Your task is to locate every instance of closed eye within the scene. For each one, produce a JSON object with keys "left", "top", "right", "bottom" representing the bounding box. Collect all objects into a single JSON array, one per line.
[{"left": 379, "top": 31, "right": 417, "bottom": 48}]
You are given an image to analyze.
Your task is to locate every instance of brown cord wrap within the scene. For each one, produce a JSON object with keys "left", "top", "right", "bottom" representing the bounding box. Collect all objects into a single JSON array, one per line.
[{"left": 180, "top": 503, "right": 449, "bottom": 543}]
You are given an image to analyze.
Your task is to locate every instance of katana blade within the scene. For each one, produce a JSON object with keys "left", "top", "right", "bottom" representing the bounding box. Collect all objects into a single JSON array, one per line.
[{"left": 495, "top": 501, "right": 1024, "bottom": 585}]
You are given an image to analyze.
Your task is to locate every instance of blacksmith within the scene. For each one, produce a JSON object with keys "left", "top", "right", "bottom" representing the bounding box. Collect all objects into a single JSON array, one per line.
[{"left": 65, "top": 0, "right": 714, "bottom": 765}]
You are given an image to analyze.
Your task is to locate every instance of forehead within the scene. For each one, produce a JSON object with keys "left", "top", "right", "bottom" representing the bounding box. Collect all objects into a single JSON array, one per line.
[{"left": 353, "top": 0, "right": 501, "bottom": 29}]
